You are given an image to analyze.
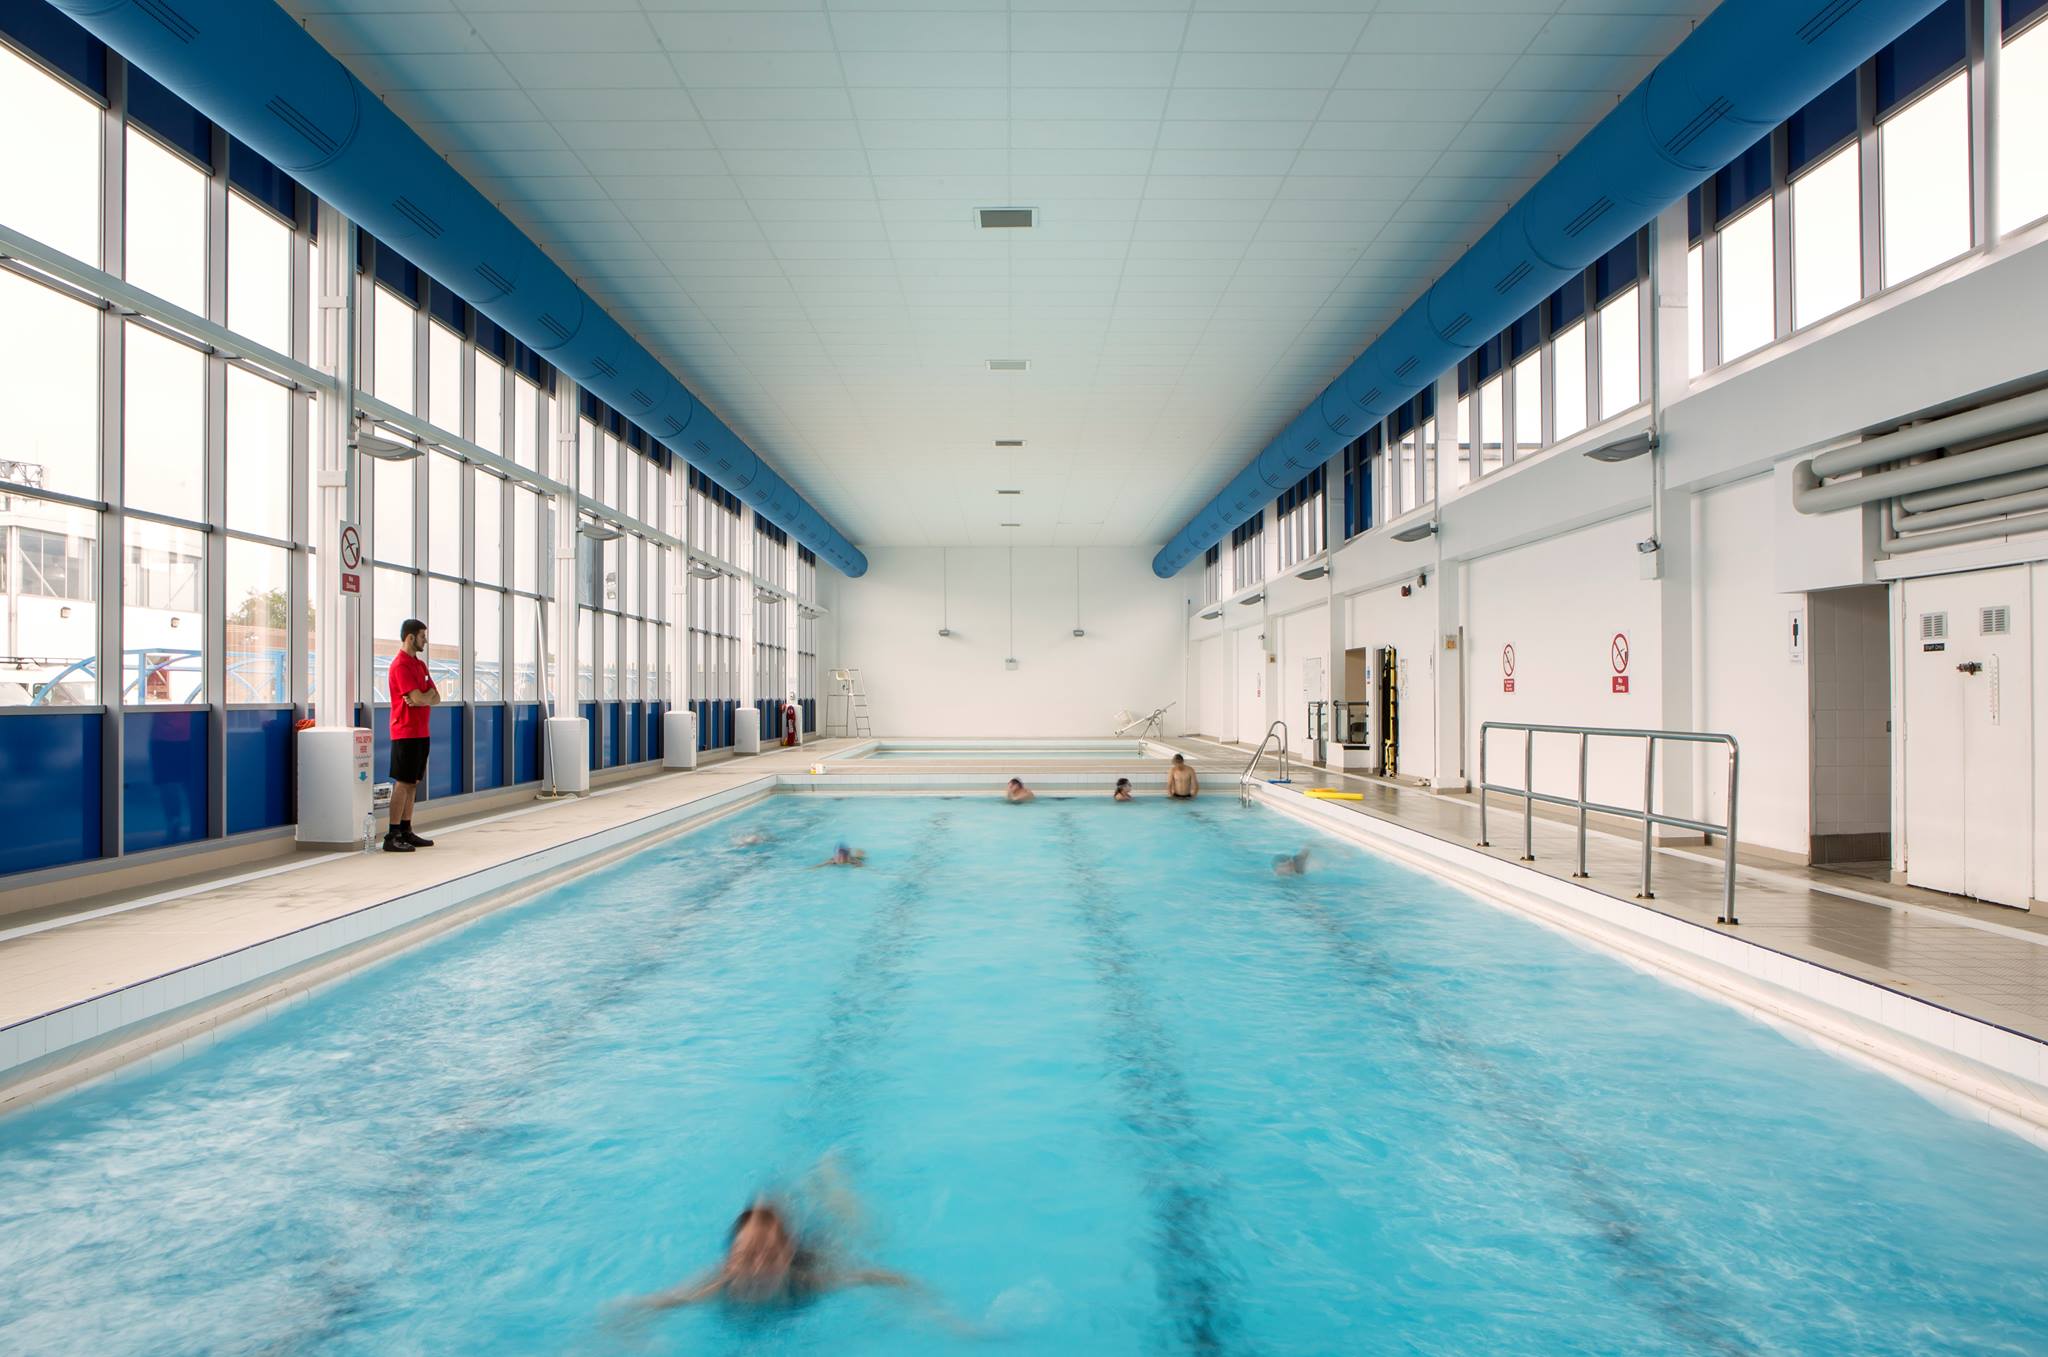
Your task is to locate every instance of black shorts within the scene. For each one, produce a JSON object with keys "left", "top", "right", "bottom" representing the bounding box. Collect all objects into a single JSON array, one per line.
[{"left": 390, "top": 737, "right": 430, "bottom": 786}]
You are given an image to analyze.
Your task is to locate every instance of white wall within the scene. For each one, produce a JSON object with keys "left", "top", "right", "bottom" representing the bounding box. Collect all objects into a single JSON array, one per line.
[
  {"left": 1196, "top": 632, "right": 1233, "bottom": 742},
  {"left": 832, "top": 546, "right": 1186, "bottom": 737},
  {"left": 1276, "top": 603, "right": 1329, "bottom": 756},
  {"left": 1697, "top": 475, "right": 1810, "bottom": 856},
  {"left": 1465, "top": 513, "right": 1662, "bottom": 812}
]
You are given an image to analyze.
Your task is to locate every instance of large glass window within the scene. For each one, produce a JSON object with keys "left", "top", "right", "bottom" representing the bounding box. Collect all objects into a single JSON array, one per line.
[
  {"left": 427, "top": 452, "right": 461, "bottom": 577},
  {"left": 1511, "top": 351, "right": 1541, "bottom": 458},
  {"left": 1686, "top": 243, "right": 1705, "bottom": 378},
  {"left": 373, "top": 287, "right": 416, "bottom": 414},
  {"left": 1, "top": 501, "right": 98, "bottom": 706},
  {"left": 373, "top": 457, "right": 415, "bottom": 568},
  {"left": 514, "top": 377, "right": 540, "bottom": 470},
  {"left": 1791, "top": 146, "right": 1863, "bottom": 328},
  {"left": 226, "top": 194, "right": 291, "bottom": 354},
  {"left": 474, "top": 352, "right": 504, "bottom": 455},
  {"left": 226, "top": 368, "right": 289, "bottom": 540},
  {"left": 123, "top": 323, "right": 205, "bottom": 521},
  {"left": 0, "top": 271, "right": 101, "bottom": 499},
  {"left": 1552, "top": 322, "right": 1587, "bottom": 441},
  {"left": 474, "top": 469, "right": 503, "bottom": 587},
  {"left": 1718, "top": 200, "right": 1776, "bottom": 360},
  {"left": 428, "top": 321, "right": 463, "bottom": 433},
  {"left": 428, "top": 575, "right": 461, "bottom": 696},
  {"left": 371, "top": 567, "right": 412, "bottom": 703},
  {"left": 514, "top": 487, "right": 540, "bottom": 593},
  {"left": 124, "top": 519, "right": 205, "bottom": 704},
  {"left": 1998, "top": 11, "right": 2048, "bottom": 233},
  {"left": 475, "top": 586, "right": 503, "bottom": 701},
  {"left": 124, "top": 129, "right": 206, "bottom": 314},
  {"left": 513, "top": 592, "right": 540, "bottom": 702},
  {"left": 1881, "top": 73, "right": 1972, "bottom": 285},
  {"left": 0, "top": 43, "right": 102, "bottom": 266},
  {"left": 1597, "top": 288, "right": 1641, "bottom": 419},
  {"left": 1477, "top": 377, "right": 1503, "bottom": 477},
  {"left": 225, "top": 538, "right": 288, "bottom": 703}
]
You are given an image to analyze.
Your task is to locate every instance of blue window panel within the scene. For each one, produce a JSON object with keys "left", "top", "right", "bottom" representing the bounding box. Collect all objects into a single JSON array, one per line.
[
  {"left": 474, "top": 704, "right": 506, "bottom": 792},
  {"left": 626, "top": 701, "right": 643, "bottom": 762},
  {"left": 582, "top": 701, "right": 600, "bottom": 768},
  {"left": 800, "top": 699, "right": 815, "bottom": 738},
  {"left": 427, "top": 276, "right": 467, "bottom": 334},
  {"left": 0, "top": 711, "right": 101, "bottom": 876},
  {"left": 0, "top": 1, "right": 109, "bottom": 102},
  {"left": 511, "top": 702, "right": 543, "bottom": 784},
  {"left": 646, "top": 702, "right": 664, "bottom": 761},
  {"left": 127, "top": 66, "right": 213, "bottom": 168},
  {"left": 1508, "top": 307, "right": 1542, "bottom": 360},
  {"left": 225, "top": 708, "right": 292, "bottom": 835},
  {"left": 606, "top": 702, "right": 624, "bottom": 768},
  {"left": 1712, "top": 135, "right": 1774, "bottom": 224},
  {"left": 228, "top": 136, "right": 297, "bottom": 221},
  {"left": 426, "top": 704, "right": 463, "bottom": 800},
  {"left": 1787, "top": 73, "right": 1859, "bottom": 176},
  {"left": 2009, "top": 0, "right": 2048, "bottom": 33},
  {"left": 123, "top": 709, "right": 208, "bottom": 854},
  {"left": 476, "top": 314, "right": 510, "bottom": 363},
  {"left": 369, "top": 234, "right": 421, "bottom": 302},
  {"left": 1688, "top": 186, "right": 1703, "bottom": 243},
  {"left": 1592, "top": 233, "right": 1642, "bottom": 303},
  {"left": 1546, "top": 274, "right": 1587, "bottom": 331},
  {"left": 1877, "top": 0, "right": 1966, "bottom": 115}
]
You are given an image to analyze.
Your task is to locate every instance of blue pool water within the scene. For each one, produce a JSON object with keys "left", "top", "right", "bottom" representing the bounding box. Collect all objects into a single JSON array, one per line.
[{"left": 2, "top": 796, "right": 2046, "bottom": 1355}]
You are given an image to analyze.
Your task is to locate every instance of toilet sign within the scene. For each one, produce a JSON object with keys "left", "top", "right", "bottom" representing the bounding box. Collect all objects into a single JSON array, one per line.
[
  {"left": 339, "top": 522, "right": 363, "bottom": 595},
  {"left": 1502, "top": 643, "right": 1516, "bottom": 694},
  {"left": 1610, "top": 632, "right": 1630, "bottom": 693}
]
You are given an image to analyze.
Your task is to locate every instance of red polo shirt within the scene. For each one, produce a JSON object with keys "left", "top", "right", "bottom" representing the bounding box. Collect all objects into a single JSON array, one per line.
[{"left": 389, "top": 651, "right": 434, "bottom": 739}]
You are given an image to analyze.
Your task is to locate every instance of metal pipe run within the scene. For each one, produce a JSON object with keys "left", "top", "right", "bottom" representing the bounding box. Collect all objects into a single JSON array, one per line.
[
  {"left": 1807, "top": 384, "right": 2048, "bottom": 480},
  {"left": 1792, "top": 429, "right": 2048, "bottom": 514}
]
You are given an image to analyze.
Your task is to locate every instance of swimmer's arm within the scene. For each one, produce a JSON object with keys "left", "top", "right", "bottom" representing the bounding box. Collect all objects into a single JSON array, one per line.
[
  {"left": 635, "top": 1272, "right": 726, "bottom": 1310},
  {"left": 836, "top": 1267, "right": 916, "bottom": 1290}
]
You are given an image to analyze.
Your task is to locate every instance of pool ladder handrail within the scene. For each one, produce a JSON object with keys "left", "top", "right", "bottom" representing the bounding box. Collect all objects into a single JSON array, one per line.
[
  {"left": 1240, "top": 721, "right": 1290, "bottom": 806},
  {"left": 1476, "top": 721, "right": 1742, "bottom": 925}
]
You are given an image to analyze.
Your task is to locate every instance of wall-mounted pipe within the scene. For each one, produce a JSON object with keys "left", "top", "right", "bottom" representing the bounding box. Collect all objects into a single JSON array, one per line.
[
  {"left": 1150, "top": 0, "right": 1943, "bottom": 579},
  {"left": 51, "top": 0, "right": 867, "bottom": 578},
  {"left": 1893, "top": 483, "right": 2048, "bottom": 531},
  {"left": 1898, "top": 460, "right": 2048, "bottom": 513},
  {"left": 1808, "top": 384, "right": 2048, "bottom": 480},
  {"left": 1881, "top": 507, "right": 2048, "bottom": 554},
  {"left": 1793, "top": 430, "right": 2048, "bottom": 514}
]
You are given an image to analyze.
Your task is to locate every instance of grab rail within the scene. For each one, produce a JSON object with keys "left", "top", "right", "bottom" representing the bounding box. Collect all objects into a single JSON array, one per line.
[
  {"left": 1477, "top": 722, "right": 1741, "bottom": 925},
  {"left": 1240, "top": 720, "right": 1290, "bottom": 805}
]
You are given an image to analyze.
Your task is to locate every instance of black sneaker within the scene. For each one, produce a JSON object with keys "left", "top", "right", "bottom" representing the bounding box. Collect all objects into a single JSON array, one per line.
[
  {"left": 383, "top": 831, "right": 415, "bottom": 853},
  {"left": 401, "top": 828, "right": 435, "bottom": 848}
]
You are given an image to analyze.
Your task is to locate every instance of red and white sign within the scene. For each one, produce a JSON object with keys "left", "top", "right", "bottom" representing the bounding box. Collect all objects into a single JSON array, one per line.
[
  {"left": 339, "top": 521, "right": 362, "bottom": 595},
  {"left": 1610, "top": 631, "right": 1630, "bottom": 694},
  {"left": 352, "top": 727, "right": 373, "bottom": 784},
  {"left": 1502, "top": 643, "right": 1516, "bottom": 693}
]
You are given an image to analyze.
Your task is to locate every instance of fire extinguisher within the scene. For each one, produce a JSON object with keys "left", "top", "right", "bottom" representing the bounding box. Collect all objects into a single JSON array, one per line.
[{"left": 783, "top": 698, "right": 801, "bottom": 746}]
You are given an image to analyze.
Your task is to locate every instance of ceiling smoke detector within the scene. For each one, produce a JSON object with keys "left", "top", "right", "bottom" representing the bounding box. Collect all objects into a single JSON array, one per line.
[
  {"left": 986, "top": 358, "right": 1029, "bottom": 372},
  {"left": 977, "top": 207, "right": 1036, "bottom": 229}
]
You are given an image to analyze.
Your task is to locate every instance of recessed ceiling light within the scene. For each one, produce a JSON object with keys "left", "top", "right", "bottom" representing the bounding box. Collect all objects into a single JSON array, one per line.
[
  {"left": 1000, "top": 522, "right": 1022, "bottom": 528},
  {"left": 977, "top": 207, "right": 1036, "bottom": 229},
  {"left": 986, "top": 358, "right": 1029, "bottom": 371},
  {"left": 994, "top": 439, "right": 1025, "bottom": 447},
  {"left": 997, "top": 489, "right": 1022, "bottom": 495}
]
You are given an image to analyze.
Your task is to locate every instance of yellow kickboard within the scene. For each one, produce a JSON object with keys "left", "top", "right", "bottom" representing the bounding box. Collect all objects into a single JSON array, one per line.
[{"left": 1303, "top": 789, "right": 1363, "bottom": 800}]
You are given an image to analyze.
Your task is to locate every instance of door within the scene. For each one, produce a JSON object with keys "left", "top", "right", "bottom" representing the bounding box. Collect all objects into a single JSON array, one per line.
[
  {"left": 1902, "top": 567, "right": 2034, "bottom": 908},
  {"left": 1378, "top": 645, "right": 1400, "bottom": 775},
  {"left": 1235, "top": 626, "right": 1265, "bottom": 746}
]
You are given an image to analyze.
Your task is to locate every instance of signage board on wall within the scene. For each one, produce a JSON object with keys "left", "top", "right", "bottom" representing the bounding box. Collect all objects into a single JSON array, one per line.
[
  {"left": 1610, "top": 631, "right": 1630, "bottom": 694},
  {"left": 1502, "top": 643, "right": 1516, "bottom": 693},
  {"left": 340, "top": 521, "right": 363, "bottom": 595}
]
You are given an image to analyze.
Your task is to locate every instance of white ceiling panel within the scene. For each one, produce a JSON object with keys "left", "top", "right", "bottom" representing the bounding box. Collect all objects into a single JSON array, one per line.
[{"left": 283, "top": 0, "right": 1719, "bottom": 548}]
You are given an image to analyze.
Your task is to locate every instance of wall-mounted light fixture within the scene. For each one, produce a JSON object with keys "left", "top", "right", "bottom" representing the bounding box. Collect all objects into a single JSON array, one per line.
[
  {"left": 1295, "top": 564, "right": 1328, "bottom": 580},
  {"left": 1198, "top": 607, "right": 1223, "bottom": 620},
  {"left": 1240, "top": 591, "right": 1265, "bottom": 605},
  {"left": 1583, "top": 429, "right": 1659, "bottom": 462},
  {"left": 353, "top": 417, "right": 423, "bottom": 462},
  {"left": 687, "top": 563, "right": 722, "bottom": 580},
  {"left": 1391, "top": 519, "right": 1437, "bottom": 543},
  {"left": 577, "top": 519, "right": 623, "bottom": 541}
]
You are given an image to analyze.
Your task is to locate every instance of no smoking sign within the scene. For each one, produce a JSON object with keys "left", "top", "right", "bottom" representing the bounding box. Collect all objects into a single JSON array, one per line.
[
  {"left": 339, "top": 522, "right": 362, "bottom": 595},
  {"left": 1501, "top": 643, "right": 1516, "bottom": 694},
  {"left": 1610, "top": 632, "right": 1630, "bottom": 694}
]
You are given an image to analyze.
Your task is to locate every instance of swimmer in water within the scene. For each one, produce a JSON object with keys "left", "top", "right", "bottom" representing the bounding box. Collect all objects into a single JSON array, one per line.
[
  {"left": 1005, "top": 778, "right": 1036, "bottom": 804},
  {"left": 1166, "top": 753, "right": 1199, "bottom": 799},
  {"left": 812, "top": 843, "right": 866, "bottom": 868},
  {"left": 630, "top": 1198, "right": 915, "bottom": 1310},
  {"left": 1273, "top": 847, "right": 1312, "bottom": 877},
  {"left": 733, "top": 831, "right": 770, "bottom": 848},
  {"left": 1112, "top": 777, "right": 1134, "bottom": 802}
]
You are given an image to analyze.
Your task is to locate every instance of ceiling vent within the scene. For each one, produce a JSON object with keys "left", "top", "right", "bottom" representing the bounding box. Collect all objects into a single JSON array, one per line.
[
  {"left": 978, "top": 207, "right": 1036, "bottom": 229},
  {"left": 1000, "top": 521, "right": 1022, "bottom": 528},
  {"left": 994, "top": 439, "right": 1025, "bottom": 447},
  {"left": 997, "top": 489, "right": 1022, "bottom": 495},
  {"left": 986, "top": 358, "right": 1029, "bottom": 372}
]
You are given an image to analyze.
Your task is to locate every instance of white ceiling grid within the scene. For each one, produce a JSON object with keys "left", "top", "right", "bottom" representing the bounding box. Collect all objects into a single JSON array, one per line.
[{"left": 283, "top": 0, "right": 1718, "bottom": 549}]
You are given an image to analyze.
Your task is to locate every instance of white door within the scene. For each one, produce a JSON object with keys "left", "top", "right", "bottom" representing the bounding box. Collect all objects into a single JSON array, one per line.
[
  {"left": 1236, "top": 626, "right": 1266, "bottom": 746},
  {"left": 1197, "top": 635, "right": 1232, "bottom": 743},
  {"left": 1902, "top": 567, "right": 2035, "bottom": 908}
]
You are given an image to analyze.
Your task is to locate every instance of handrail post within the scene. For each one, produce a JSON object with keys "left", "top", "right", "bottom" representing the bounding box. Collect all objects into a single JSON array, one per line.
[
  {"left": 1637, "top": 735, "right": 1657, "bottom": 899},
  {"left": 1719, "top": 740, "right": 1740, "bottom": 925},
  {"left": 1477, "top": 724, "right": 1489, "bottom": 847},
  {"left": 1573, "top": 732, "right": 1589, "bottom": 878},
  {"left": 1521, "top": 730, "right": 1536, "bottom": 861}
]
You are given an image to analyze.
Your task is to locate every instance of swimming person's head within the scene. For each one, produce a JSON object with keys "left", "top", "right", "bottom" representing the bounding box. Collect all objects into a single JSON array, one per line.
[
  {"left": 1171, "top": 753, "right": 1185, "bottom": 765},
  {"left": 834, "top": 843, "right": 851, "bottom": 862},
  {"left": 1115, "top": 777, "right": 1130, "bottom": 790},
  {"left": 1008, "top": 778, "right": 1023, "bottom": 791},
  {"left": 724, "top": 1201, "right": 799, "bottom": 1297}
]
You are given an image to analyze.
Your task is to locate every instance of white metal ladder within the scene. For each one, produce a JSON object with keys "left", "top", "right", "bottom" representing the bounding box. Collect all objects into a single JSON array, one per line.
[{"left": 1239, "top": 721, "right": 1290, "bottom": 806}]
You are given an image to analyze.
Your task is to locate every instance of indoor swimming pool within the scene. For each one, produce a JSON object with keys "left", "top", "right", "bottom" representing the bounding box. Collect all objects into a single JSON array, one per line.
[{"left": 1, "top": 796, "right": 2044, "bottom": 1356}]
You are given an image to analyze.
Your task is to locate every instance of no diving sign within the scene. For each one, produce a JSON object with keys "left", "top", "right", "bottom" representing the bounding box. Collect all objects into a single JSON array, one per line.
[
  {"left": 340, "top": 522, "right": 362, "bottom": 595},
  {"left": 1610, "top": 632, "right": 1630, "bottom": 694}
]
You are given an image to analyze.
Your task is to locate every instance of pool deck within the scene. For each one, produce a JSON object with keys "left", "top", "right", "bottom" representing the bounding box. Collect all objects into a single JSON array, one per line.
[
  {"left": 1, "top": 732, "right": 2041, "bottom": 1101},
  {"left": 1167, "top": 735, "right": 2048, "bottom": 1048}
]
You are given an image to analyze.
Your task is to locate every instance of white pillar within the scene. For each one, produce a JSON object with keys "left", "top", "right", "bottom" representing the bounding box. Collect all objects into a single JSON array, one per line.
[
  {"left": 312, "top": 200, "right": 356, "bottom": 722},
  {"left": 545, "top": 378, "right": 588, "bottom": 792}
]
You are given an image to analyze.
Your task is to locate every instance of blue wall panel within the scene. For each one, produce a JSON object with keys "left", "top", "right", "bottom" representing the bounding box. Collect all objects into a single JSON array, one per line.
[
  {"left": 512, "top": 703, "right": 542, "bottom": 784},
  {"left": 474, "top": 703, "right": 506, "bottom": 792},
  {"left": 0, "top": 711, "right": 101, "bottom": 876},
  {"left": 123, "top": 709, "right": 208, "bottom": 854},
  {"left": 582, "top": 702, "right": 600, "bottom": 768},
  {"left": 646, "top": 702, "right": 663, "bottom": 762},
  {"left": 606, "top": 703, "right": 624, "bottom": 768},
  {"left": 426, "top": 704, "right": 464, "bottom": 800},
  {"left": 225, "top": 708, "right": 293, "bottom": 835}
]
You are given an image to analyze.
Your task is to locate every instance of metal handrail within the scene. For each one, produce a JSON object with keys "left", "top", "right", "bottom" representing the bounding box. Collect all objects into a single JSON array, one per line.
[
  {"left": 1477, "top": 721, "right": 1741, "bottom": 925},
  {"left": 1240, "top": 720, "right": 1290, "bottom": 805}
]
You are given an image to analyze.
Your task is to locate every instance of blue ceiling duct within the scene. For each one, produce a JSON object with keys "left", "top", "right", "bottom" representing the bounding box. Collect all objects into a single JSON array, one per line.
[
  {"left": 1151, "top": 0, "right": 1943, "bottom": 580},
  {"left": 52, "top": 0, "right": 868, "bottom": 578}
]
